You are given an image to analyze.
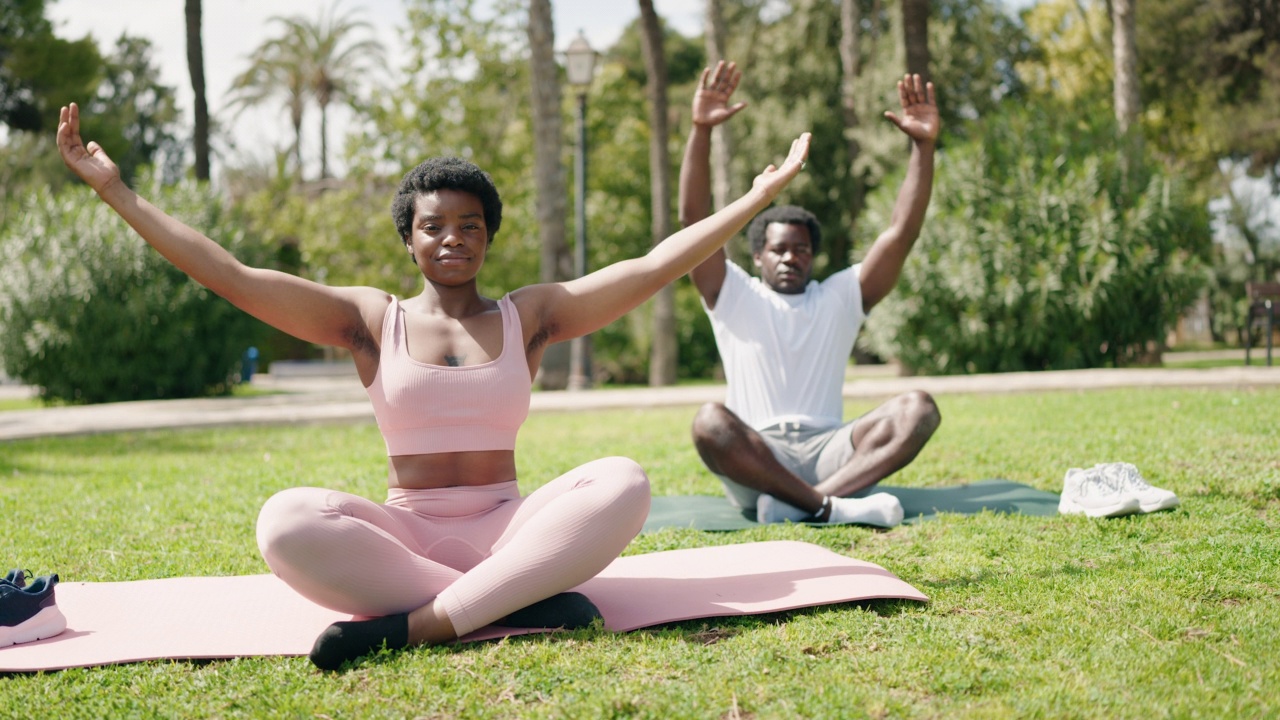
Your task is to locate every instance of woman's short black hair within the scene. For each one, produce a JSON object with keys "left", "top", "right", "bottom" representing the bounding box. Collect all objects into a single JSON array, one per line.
[
  {"left": 391, "top": 157, "right": 503, "bottom": 244},
  {"left": 746, "top": 204, "right": 822, "bottom": 255}
]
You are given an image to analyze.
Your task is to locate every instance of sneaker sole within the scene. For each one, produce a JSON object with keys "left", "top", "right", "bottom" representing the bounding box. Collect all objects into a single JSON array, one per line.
[
  {"left": 1058, "top": 496, "right": 1143, "bottom": 518},
  {"left": 0, "top": 605, "right": 68, "bottom": 647},
  {"left": 1138, "top": 496, "right": 1181, "bottom": 513}
]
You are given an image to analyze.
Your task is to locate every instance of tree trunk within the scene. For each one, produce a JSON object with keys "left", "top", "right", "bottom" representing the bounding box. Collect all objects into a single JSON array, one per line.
[
  {"left": 833, "top": 0, "right": 865, "bottom": 273},
  {"left": 1111, "top": 0, "right": 1140, "bottom": 134},
  {"left": 184, "top": 0, "right": 210, "bottom": 181},
  {"left": 703, "top": 0, "right": 735, "bottom": 215},
  {"left": 704, "top": 0, "right": 749, "bottom": 269},
  {"left": 527, "top": 0, "right": 572, "bottom": 389},
  {"left": 901, "top": 0, "right": 930, "bottom": 83},
  {"left": 1111, "top": 0, "right": 1142, "bottom": 188},
  {"left": 291, "top": 102, "right": 305, "bottom": 179},
  {"left": 318, "top": 103, "right": 330, "bottom": 179},
  {"left": 638, "top": 0, "right": 677, "bottom": 386}
]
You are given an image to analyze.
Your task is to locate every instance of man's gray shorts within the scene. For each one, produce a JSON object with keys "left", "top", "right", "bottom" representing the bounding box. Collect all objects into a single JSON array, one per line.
[{"left": 716, "top": 420, "right": 857, "bottom": 511}]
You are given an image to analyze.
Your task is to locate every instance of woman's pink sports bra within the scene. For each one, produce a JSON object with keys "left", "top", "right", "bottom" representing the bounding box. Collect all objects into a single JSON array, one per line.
[{"left": 364, "top": 295, "right": 531, "bottom": 457}]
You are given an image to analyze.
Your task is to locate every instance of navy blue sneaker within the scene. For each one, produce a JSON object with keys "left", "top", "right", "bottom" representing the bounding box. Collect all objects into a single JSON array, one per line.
[
  {"left": 0, "top": 574, "right": 67, "bottom": 647},
  {"left": 1, "top": 569, "right": 30, "bottom": 588}
]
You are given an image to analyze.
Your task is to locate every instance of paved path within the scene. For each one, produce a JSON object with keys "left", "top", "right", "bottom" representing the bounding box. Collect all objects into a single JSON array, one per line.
[{"left": 2, "top": 364, "right": 1278, "bottom": 442}]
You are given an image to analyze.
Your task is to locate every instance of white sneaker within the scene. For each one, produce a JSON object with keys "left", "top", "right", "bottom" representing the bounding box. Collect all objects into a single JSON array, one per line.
[
  {"left": 1103, "top": 462, "right": 1180, "bottom": 513},
  {"left": 1059, "top": 466, "right": 1143, "bottom": 518}
]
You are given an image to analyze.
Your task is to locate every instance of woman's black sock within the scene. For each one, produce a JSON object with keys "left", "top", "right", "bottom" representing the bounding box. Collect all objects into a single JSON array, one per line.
[
  {"left": 308, "top": 593, "right": 598, "bottom": 669},
  {"left": 496, "top": 592, "right": 601, "bottom": 629},
  {"left": 309, "top": 612, "right": 410, "bottom": 671}
]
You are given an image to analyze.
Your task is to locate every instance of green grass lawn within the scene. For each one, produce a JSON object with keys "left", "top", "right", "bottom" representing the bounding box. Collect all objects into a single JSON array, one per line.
[{"left": 1, "top": 387, "right": 1277, "bottom": 718}]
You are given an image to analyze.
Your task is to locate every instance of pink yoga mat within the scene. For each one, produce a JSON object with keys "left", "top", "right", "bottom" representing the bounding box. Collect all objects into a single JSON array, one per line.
[{"left": 0, "top": 541, "right": 926, "bottom": 671}]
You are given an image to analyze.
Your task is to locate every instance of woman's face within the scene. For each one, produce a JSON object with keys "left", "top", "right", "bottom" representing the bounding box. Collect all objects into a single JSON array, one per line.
[{"left": 405, "top": 189, "right": 489, "bottom": 286}]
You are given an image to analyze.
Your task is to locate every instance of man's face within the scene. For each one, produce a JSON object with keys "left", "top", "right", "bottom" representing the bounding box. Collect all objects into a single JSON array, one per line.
[{"left": 753, "top": 222, "right": 813, "bottom": 294}]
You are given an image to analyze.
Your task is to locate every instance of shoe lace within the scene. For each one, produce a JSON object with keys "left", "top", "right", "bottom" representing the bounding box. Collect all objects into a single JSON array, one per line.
[
  {"left": 1072, "top": 467, "right": 1121, "bottom": 498},
  {"left": 1104, "top": 463, "right": 1152, "bottom": 492}
]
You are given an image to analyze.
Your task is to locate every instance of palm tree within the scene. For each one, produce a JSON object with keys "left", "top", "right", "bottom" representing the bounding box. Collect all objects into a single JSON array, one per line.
[
  {"left": 285, "top": 2, "right": 386, "bottom": 179},
  {"left": 185, "top": 0, "right": 210, "bottom": 180},
  {"left": 226, "top": 19, "right": 312, "bottom": 177}
]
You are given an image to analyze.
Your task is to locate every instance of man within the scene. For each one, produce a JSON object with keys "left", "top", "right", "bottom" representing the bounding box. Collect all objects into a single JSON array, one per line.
[{"left": 677, "top": 61, "right": 941, "bottom": 527}]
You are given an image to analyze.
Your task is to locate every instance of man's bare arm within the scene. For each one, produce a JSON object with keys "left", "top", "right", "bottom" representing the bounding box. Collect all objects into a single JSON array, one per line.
[
  {"left": 859, "top": 75, "right": 940, "bottom": 312},
  {"left": 677, "top": 61, "right": 745, "bottom": 309}
]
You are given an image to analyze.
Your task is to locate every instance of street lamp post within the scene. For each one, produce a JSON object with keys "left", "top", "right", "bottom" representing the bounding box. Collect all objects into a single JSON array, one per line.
[{"left": 564, "top": 31, "right": 597, "bottom": 391}]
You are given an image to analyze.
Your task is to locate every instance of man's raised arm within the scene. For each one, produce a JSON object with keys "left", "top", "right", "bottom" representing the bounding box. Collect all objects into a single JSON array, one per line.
[
  {"left": 677, "top": 61, "right": 746, "bottom": 308},
  {"left": 858, "top": 74, "right": 940, "bottom": 312}
]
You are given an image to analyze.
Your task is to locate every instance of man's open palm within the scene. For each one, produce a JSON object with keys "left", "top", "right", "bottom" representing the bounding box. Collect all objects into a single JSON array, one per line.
[
  {"left": 692, "top": 60, "right": 747, "bottom": 128},
  {"left": 884, "top": 74, "right": 939, "bottom": 144}
]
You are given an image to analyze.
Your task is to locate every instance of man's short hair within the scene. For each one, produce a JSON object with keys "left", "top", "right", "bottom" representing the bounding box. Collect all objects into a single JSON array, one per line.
[
  {"left": 747, "top": 204, "right": 822, "bottom": 255},
  {"left": 391, "top": 157, "right": 503, "bottom": 244}
]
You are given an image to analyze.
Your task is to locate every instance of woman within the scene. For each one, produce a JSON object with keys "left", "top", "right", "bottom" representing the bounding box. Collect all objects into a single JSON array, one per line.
[{"left": 57, "top": 99, "right": 809, "bottom": 670}]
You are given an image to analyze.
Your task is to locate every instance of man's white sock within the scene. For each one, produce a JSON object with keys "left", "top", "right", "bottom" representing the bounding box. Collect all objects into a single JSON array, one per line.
[
  {"left": 756, "top": 494, "right": 810, "bottom": 524},
  {"left": 827, "top": 493, "right": 904, "bottom": 527}
]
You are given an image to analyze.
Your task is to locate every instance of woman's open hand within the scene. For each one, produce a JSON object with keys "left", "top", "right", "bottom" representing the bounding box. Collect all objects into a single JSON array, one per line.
[
  {"left": 750, "top": 132, "right": 811, "bottom": 201},
  {"left": 57, "top": 103, "right": 122, "bottom": 194}
]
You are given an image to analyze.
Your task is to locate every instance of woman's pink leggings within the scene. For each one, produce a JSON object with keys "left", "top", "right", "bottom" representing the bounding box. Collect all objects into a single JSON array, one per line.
[{"left": 256, "top": 456, "right": 650, "bottom": 637}]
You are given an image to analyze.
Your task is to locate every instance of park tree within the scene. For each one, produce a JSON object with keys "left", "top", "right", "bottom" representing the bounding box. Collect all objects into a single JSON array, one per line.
[
  {"left": 1110, "top": 0, "right": 1139, "bottom": 135},
  {"left": 86, "top": 35, "right": 183, "bottom": 186},
  {"left": 526, "top": 0, "right": 572, "bottom": 389},
  {"left": 0, "top": 0, "right": 100, "bottom": 133},
  {"left": 1020, "top": 0, "right": 1280, "bottom": 341},
  {"left": 902, "top": 0, "right": 930, "bottom": 81},
  {"left": 1110, "top": 0, "right": 1141, "bottom": 188},
  {"left": 702, "top": 0, "right": 737, "bottom": 230},
  {"left": 285, "top": 2, "right": 386, "bottom": 179},
  {"left": 185, "top": 0, "right": 210, "bottom": 180},
  {"left": 227, "top": 18, "right": 312, "bottom": 177},
  {"left": 637, "top": 0, "right": 677, "bottom": 386},
  {"left": 0, "top": 31, "right": 179, "bottom": 208}
]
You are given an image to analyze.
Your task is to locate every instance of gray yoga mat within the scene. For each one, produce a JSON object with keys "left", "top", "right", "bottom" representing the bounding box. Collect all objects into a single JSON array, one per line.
[{"left": 642, "top": 479, "right": 1060, "bottom": 532}]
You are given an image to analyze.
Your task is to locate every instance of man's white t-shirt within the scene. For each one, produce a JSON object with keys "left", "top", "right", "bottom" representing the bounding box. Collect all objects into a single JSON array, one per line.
[{"left": 704, "top": 259, "right": 865, "bottom": 431}]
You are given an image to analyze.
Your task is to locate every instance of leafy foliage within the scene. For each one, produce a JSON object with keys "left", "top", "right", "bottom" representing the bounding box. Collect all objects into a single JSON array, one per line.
[
  {"left": 0, "top": 178, "right": 269, "bottom": 403},
  {"left": 1017, "top": 0, "right": 1280, "bottom": 343},
  {"left": 0, "top": 0, "right": 100, "bottom": 132},
  {"left": 84, "top": 35, "right": 183, "bottom": 186},
  {"left": 861, "top": 105, "right": 1212, "bottom": 373},
  {"left": 1, "top": 30, "right": 181, "bottom": 229}
]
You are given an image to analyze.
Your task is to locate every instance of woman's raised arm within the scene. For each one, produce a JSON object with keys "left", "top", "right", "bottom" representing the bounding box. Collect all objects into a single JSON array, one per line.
[
  {"left": 56, "top": 103, "right": 386, "bottom": 351},
  {"left": 517, "top": 132, "right": 811, "bottom": 343}
]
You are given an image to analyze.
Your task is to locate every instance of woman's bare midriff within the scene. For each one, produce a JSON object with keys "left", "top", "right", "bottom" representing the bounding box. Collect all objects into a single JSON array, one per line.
[{"left": 387, "top": 450, "right": 519, "bottom": 489}]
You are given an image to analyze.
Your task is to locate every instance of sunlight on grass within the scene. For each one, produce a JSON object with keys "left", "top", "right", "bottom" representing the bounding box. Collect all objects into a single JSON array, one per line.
[{"left": 1, "top": 387, "right": 1276, "bottom": 718}]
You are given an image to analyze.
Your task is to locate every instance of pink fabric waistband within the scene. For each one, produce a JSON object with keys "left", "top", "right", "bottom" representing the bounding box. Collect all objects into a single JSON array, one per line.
[{"left": 384, "top": 481, "right": 521, "bottom": 518}]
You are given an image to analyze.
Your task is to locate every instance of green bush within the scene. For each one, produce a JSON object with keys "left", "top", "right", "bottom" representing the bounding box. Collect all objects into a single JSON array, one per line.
[
  {"left": 0, "top": 177, "right": 268, "bottom": 403},
  {"left": 860, "top": 108, "right": 1212, "bottom": 374}
]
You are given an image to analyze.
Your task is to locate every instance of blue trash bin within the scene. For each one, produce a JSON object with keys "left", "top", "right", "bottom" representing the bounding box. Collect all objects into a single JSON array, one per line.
[{"left": 241, "top": 346, "right": 259, "bottom": 382}]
